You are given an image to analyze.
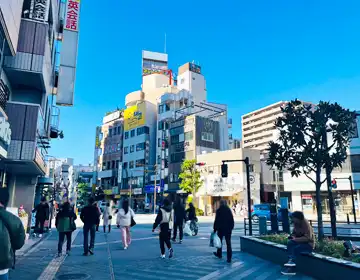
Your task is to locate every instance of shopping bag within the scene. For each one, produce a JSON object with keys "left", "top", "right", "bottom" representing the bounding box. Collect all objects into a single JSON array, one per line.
[
  {"left": 209, "top": 232, "right": 215, "bottom": 247},
  {"left": 213, "top": 233, "right": 222, "bottom": 249},
  {"left": 184, "top": 221, "right": 192, "bottom": 236}
]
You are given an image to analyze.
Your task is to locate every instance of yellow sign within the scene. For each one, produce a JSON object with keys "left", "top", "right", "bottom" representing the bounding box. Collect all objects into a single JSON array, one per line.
[
  {"left": 124, "top": 103, "right": 146, "bottom": 131},
  {"left": 103, "top": 189, "right": 113, "bottom": 195}
]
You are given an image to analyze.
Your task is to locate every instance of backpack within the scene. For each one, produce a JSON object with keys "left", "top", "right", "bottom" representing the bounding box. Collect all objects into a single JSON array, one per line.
[{"left": 0, "top": 217, "right": 15, "bottom": 269}]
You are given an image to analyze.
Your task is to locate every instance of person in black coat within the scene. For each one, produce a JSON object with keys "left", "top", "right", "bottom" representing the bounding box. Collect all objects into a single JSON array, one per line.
[
  {"left": 80, "top": 197, "right": 100, "bottom": 256},
  {"left": 172, "top": 196, "right": 186, "bottom": 243},
  {"left": 213, "top": 200, "right": 234, "bottom": 263},
  {"left": 33, "top": 197, "right": 49, "bottom": 237}
]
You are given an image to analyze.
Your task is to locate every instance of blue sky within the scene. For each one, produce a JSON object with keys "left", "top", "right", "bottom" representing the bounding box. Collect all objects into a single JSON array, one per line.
[{"left": 51, "top": 0, "right": 360, "bottom": 164}]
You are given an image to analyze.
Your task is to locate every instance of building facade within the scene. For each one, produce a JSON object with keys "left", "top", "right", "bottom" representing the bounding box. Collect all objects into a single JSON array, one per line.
[
  {"left": 0, "top": 0, "right": 80, "bottom": 219},
  {"left": 196, "top": 148, "right": 261, "bottom": 215}
]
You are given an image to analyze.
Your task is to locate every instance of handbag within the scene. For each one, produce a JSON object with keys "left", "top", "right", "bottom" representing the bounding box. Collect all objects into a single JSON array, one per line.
[
  {"left": 108, "top": 215, "right": 112, "bottom": 220},
  {"left": 130, "top": 217, "right": 136, "bottom": 227},
  {"left": 70, "top": 217, "right": 77, "bottom": 231}
]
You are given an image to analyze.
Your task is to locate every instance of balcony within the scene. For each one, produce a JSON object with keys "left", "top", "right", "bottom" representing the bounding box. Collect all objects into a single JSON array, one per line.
[
  {"left": 3, "top": 19, "right": 52, "bottom": 94},
  {"left": 4, "top": 102, "right": 48, "bottom": 175}
]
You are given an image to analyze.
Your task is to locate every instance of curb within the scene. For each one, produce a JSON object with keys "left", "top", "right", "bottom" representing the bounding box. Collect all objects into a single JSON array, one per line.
[{"left": 17, "top": 231, "right": 52, "bottom": 258}]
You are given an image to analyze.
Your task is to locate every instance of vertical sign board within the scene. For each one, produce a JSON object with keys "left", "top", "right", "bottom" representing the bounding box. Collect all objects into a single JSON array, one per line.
[
  {"left": 30, "top": 0, "right": 50, "bottom": 22},
  {"left": 57, "top": 0, "right": 81, "bottom": 106}
]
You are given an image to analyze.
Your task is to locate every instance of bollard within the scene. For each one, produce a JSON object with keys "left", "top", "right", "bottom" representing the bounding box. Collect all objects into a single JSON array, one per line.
[
  {"left": 270, "top": 203, "right": 279, "bottom": 233},
  {"left": 347, "top": 213, "right": 350, "bottom": 224},
  {"left": 259, "top": 216, "right": 267, "bottom": 235}
]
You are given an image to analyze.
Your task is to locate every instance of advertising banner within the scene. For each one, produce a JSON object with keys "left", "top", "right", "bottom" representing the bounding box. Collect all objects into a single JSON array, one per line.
[
  {"left": 30, "top": 0, "right": 50, "bottom": 22},
  {"left": 124, "top": 103, "right": 146, "bottom": 131}
]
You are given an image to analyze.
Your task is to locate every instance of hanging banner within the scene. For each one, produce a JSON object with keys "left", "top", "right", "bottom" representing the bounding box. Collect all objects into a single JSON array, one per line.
[{"left": 30, "top": 0, "right": 50, "bottom": 22}]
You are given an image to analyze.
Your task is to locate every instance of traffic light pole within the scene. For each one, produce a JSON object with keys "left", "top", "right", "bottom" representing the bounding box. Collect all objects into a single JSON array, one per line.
[{"left": 221, "top": 157, "right": 252, "bottom": 236}]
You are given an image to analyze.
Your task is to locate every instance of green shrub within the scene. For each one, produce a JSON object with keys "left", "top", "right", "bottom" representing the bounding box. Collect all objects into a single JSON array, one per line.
[
  {"left": 259, "top": 235, "right": 360, "bottom": 263},
  {"left": 195, "top": 207, "right": 204, "bottom": 216}
]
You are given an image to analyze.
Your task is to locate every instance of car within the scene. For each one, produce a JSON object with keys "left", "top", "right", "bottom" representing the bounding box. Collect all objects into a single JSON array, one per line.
[{"left": 251, "top": 203, "right": 291, "bottom": 223}]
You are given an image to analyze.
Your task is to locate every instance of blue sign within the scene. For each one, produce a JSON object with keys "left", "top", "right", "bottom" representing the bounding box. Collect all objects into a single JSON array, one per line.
[
  {"left": 280, "top": 197, "right": 288, "bottom": 209},
  {"left": 144, "top": 184, "right": 163, "bottom": 194}
]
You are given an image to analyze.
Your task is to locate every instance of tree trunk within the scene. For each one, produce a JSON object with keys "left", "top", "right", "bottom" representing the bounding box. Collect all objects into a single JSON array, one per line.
[{"left": 315, "top": 170, "right": 324, "bottom": 241}]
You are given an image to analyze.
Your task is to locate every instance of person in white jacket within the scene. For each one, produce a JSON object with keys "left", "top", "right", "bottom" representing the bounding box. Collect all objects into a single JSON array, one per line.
[
  {"left": 102, "top": 202, "right": 113, "bottom": 233},
  {"left": 116, "top": 200, "right": 135, "bottom": 250}
]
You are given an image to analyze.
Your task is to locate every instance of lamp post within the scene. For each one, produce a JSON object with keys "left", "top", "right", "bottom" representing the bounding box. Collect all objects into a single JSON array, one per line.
[{"left": 333, "top": 176, "right": 357, "bottom": 224}]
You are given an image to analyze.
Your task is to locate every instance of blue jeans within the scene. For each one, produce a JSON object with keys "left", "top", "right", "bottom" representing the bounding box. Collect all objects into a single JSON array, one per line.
[
  {"left": 0, "top": 272, "right": 9, "bottom": 280},
  {"left": 287, "top": 240, "right": 313, "bottom": 262}
]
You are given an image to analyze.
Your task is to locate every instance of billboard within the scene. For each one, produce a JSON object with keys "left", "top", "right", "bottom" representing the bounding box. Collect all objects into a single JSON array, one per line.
[
  {"left": 56, "top": 0, "right": 81, "bottom": 106},
  {"left": 142, "top": 50, "right": 168, "bottom": 77},
  {"left": 189, "top": 63, "right": 201, "bottom": 74},
  {"left": 30, "top": 0, "right": 50, "bottom": 22},
  {"left": 124, "top": 103, "right": 146, "bottom": 131}
]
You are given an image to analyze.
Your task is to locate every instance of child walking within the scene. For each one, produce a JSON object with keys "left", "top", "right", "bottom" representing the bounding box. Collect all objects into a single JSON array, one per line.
[{"left": 152, "top": 198, "right": 174, "bottom": 259}]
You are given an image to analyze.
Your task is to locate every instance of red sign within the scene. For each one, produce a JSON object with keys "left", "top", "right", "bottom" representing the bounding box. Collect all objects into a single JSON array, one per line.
[{"left": 65, "top": 0, "right": 80, "bottom": 32}]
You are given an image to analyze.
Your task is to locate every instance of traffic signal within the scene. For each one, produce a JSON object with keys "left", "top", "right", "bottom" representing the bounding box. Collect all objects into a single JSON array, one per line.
[
  {"left": 221, "top": 163, "right": 228, "bottom": 178},
  {"left": 331, "top": 179, "right": 337, "bottom": 189},
  {"left": 196, "top": 162, "right": 206, "bottom": 166}
]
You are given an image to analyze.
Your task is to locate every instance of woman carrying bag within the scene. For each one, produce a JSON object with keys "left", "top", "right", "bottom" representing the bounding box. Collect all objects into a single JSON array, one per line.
[
  {"left": 116, "top": 200, "right": 135, "bottom": 250},
  {"left": 102, "top": 202, "right": 113, "bottom": 233},
  {"left": 56, "top": 201, "right": 77, "bottom": 257}
]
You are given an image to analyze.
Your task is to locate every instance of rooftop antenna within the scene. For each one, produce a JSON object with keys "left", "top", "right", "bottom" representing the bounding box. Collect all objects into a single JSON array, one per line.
[{"left": 164, "top": 33, "right": 167, "bottom": 53}]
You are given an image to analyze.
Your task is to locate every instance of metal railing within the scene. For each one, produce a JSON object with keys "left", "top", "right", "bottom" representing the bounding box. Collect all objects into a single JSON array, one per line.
[{"left": 0, "top": 79, "right": 9, "bottom": 111}]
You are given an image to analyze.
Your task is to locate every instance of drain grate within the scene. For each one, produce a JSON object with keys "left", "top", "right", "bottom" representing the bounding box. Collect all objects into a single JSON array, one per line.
[{"left": 57, "top": 273, "right": 91, "bottom": 280}]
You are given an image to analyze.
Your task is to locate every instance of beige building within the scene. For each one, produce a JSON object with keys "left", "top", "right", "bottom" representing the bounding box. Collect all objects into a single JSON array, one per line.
[
  {"left": 242, "top": 101, "right": 288, "bottom": 151},
  {"left": 196, "top": 148, "right": 261, "bottom": 215}
]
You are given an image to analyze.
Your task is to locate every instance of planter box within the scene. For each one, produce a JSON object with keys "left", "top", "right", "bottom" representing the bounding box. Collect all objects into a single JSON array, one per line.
[{"left": 240, "top": 236, "right": 360, "bottom": 279}]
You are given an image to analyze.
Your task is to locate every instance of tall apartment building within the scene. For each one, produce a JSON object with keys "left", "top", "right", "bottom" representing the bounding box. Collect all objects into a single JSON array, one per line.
[
  {"left": 242, "top": 101, "right": 287, "bottom": 151},
  {"left": 95, "top": 110, "right": 124, "bottom": 198},
  {"left": 0, "top": 0, "right": 80, "bottom": 218}
]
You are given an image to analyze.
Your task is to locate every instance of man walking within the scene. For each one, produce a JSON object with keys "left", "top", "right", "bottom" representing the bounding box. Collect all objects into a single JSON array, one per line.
[
  {"left": 172, "top": 197, "right": 186, "bottom": 243},
  {"left": 80, "top": 197, "right": 100, "bottom": 256},
  {"left": 0, "top": 188, "right": 26, "bottom": 280},
  {"left": 213, "top": 200, "right": 234, "bottom": 263},
  {"left": 33, "top": 197, "right": 49, "bottom": 237}
]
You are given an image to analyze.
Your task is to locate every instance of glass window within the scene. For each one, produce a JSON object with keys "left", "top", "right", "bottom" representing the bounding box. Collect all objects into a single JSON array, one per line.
[
  {"left": 158, "top": 138, "right": 161, "bottom": 147},
  {"left": 125, "top": 132, "right": 129, "bottom": 139},
  {"left": 170, "top": 152, "right": 185, "bottom": 163},
  {"left": 136, "top": 159, "right": 145, "bottom": 167},
  {"left": 129, "top": 161, "right": 134, "bottom": 169},
  {"left": 109, "top": 128, "right": 112, "bottom": 137},
  {"left": 201, "top": 132, "right": 214, "bottom": 142},
  {"left": 272, "top": 171, "right": 276, "bottom": 181},
  {"left": 123, "top": 162, "right": 128, "bottom": 169},
  {"left": 158, "top": 121, "right": 164, "bottom": 130},
  {"left": 124, "top": 147, "right": 128, "bottom": 154},
  {"left": 278, "top": 171, "right": 284, "bottom": 181},
  {"left": 136, "top": 142, "right": 145, "bottom": 151},
  {"left": 117, "top": 143, "right": 121, "bottom": 151},
  {"left": 117, "top": 126, "right": 121, "bottom": 135},
  {"left": 185, "top": 131, "right": 193, "bottom": 141},
  {"left": 249, "top": 164, "right": 255, "bottom": 172},
  {"left": 171, "top": 135, "right": 179, "bottom": 144},
  {"left": 130, "top": 145, "right": 134, "bottom": 153},
  {"left": 113, "top": 128, "right": 117, "bottom": 135},
  {"left": 131, "top": 130, "right": 135, "bottom": 137}
]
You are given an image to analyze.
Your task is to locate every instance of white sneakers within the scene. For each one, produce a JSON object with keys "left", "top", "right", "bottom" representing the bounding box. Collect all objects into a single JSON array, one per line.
[
  {"left": 160, "top": 254, "right": 165, "bottom": 259},
  {"left": 124, "top": 246, "right": 128, "bottom": 250}
]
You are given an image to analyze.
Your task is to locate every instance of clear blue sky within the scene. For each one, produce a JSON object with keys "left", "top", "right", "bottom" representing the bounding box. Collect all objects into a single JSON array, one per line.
[{"left": 51, "top": 0, "right": 360, "bottom": 165}]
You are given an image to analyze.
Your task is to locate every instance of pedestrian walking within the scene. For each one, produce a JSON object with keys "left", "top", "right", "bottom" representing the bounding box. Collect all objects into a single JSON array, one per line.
[
  {"left": 213, "top": 200, "right": 234, "bottom": 263},
  {"left": 133, "top": 199, "right": 138, "bottom": 213},
  {"left": 0, "top": 188, "right": 26, "bottom": 280},
  {"left": 80, "top": 197, "right": 100, "bottom": 256},
  {"left": 95, "top": 202, "right": 101, "bottom": 232},
  {"left": 281, "top": 211, "right": 314, "bottom": 276},
  {"left": 186, "top": 202, "right": 198, "bottom": 236},
  {"left": 152, "top": 198, "right": 174, "bottom": 259},
  {"left": 172, "top": 196, "right": 186, "bottom": 243},
  {"left": 32, "top": 197, "right": 49, "bottom": 237},
  {"left": 116, "top": 200, "right": 135, "bottom": 250},
  {"left": 56, "top": 201, "right": 77, "bottom": 257},
  {"left": 102, "top": 202, "right": 113, "bottom": 233}
]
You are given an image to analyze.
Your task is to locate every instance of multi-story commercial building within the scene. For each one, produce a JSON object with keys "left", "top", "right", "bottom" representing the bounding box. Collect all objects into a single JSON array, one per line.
[
  {"left": 95, "top": 110, "right": 124, "bottom": 198},
  {"left": 0, "top": 0, "right": 80, "bottom": 219},
  {"left": 196, "top": 148, "right": 261, "bottom": 215}
]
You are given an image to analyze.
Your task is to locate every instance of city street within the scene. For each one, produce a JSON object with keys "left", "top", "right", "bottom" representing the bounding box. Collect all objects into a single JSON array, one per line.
[{"left": 9, "top": 217, "right": 312, "bottom": 280}]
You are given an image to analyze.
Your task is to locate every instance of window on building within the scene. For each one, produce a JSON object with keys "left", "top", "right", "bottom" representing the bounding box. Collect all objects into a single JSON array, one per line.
[
  {"left": 351, "top": 155, "right": 360, "bottom": 173},
  {"left": 116, "top": 160, "right": 119, "bottom": 169},
  {"left": 136, "top": 142, "right": 145, "bottom": 151},
  {"left": 130, "top": 145, "right": 134, "bottom": 153},
  {"left": 136, "top": 159, "right": 145, "bottom": 167},
  {"left": 107, "top": 162, "right": 111, "bottom": 170},
  {"left": 272, "top": 170, "right": 276, "bottom": 181},
  {"left": 137, "top": 126, "right": 150, "bottom": 136},
  {"left": 185, "top": 131, "right": 193, "bottom": 141},
  {"left": 123, "top": 162, "right": 128, "bottom": 169},
  {"left": 125, "top": 132, "right": 129, "bottom": 139},
  {"left": 117, "top": 126, "right": 121, "bottom": 135},
  {"left": 249, "top": 164, "right": 254, "bottom": 172},
  {"left": 170, "top": 152, "right": 185, "bottom": 163},
  {"left": 157, "top": 155, "right": 161, "bottom": 165},
  {"left": 112, "top": 161, "right": 116, "bottom": 169},
  {"left": 158, "top": 121, "right": 164, "bottom": 130},
  {"left": 131, "top": 130, "right": 135, "bottom": 137},
  {"left": 171, "top": 135, "right": 180, "bottom": 144},
  {"left": 278, "top": 171, "right": 284, "bottom": 182},
  {"left": 109, "top": 128, "right": 112, "bottom": 137},
  {"left": 158, "top": 138, "right": 161, "bottom": 147},
  {"left": 124, "top": 147, "right": 129, "bottom": 154},
  {"left": 201, "top": 132, "right": 214, "bottom": 142},
  {"left": 117, "top": 143, "right": 121, "bottom": 151},
  {"left": 113, "top": 128, "right": 117, "bottom": 136},
  {"left": 129, "top": 161, "right": 134, "bottom": 169}
]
